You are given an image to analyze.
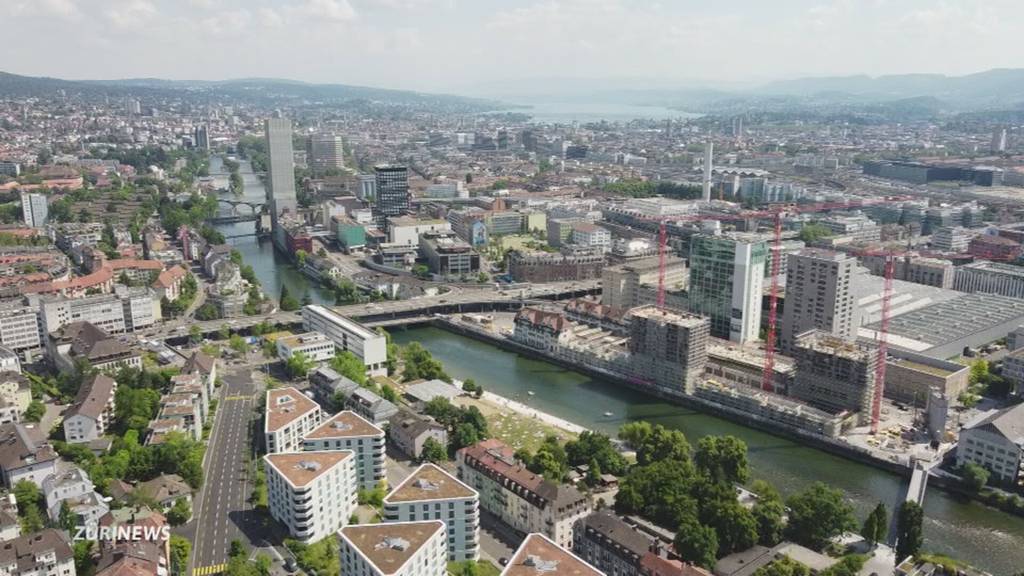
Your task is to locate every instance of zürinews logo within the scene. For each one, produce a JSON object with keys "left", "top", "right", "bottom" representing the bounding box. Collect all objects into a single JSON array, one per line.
[{"left": 73, "top": 525, "right": 172, "bottom": 542}]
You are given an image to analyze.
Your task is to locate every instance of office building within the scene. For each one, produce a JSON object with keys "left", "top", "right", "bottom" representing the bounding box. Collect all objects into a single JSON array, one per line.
[
  {"left": 688, "top": 233, "right": 767, "bottom": 343},
  {"left": 302, "top": 305, "right": 388, "bottom": 377},
  {"left": 931, "top": 227, "right": 973, "bottom": 252},
  {"left": 0, "top": 303, "right": 42, "bottom": 352},
  {"left": 374, "top": 165, "right": 410, "bottom": 229},
  {"left": 601, "top": 257, "right": 688, "bottom": 311},
  {"left": 388, "top": 217, "right": 451, "bottom": 247},
  {"left": 571, "top": 223, "right": 611, "bottom": 253},
  {"left": 382, "top": 463, "right": 480, "bottom": 561},
  {"left": 39, "top": 291, "right": 159, "bottom": 336},
  {"left": 339, "top": 521, "right": 447, "bottom": 576},
  {"left": 778, "top": 250, "right": 856, "bottom": 354},
  {"left": 264, "top": 387, "right": 322, "bottom": 454},
  {"left": 264, "top": 451, "right": 357, "bottom": 543},
  {"left": 357, "top": 174, "right": 377, "bottom": 201},
  {"left": 628, "top": 306, "right": 709, "bottom": 395},
  {"left": 457, "top": 438, "right": 590, "bottom": 550},
  {"left": 955, "top": 261, "right": 1024, "bottom": 299},
  {"left": 956, "top": 403, "right": 1024, "bottom": 485},
  {"left": 818, "top": 213, "right": 880, "bottom": 243},
  {"left": 20, "top": 193, "right": 47, "bottom": 228},
  {"left": 419, "top": 232, "right": 479, "bottom": 277},
  {"left": 308, "top": 134, "right": 345, "bottom": 173},
  {"left": 504, "top": 533, "right": 604, "bottom": 576},
  {"left": 275, "top": 332, "right": 336, "bottom": 363},
  {"left": 193, "top": 124, "right": 210, "bottom": 150},
  {"left": 790, "top": 331, "right": 879, "bottom": 425},
  {"left": 506, "top": 250, "right": 604, "bottom": 283},
  {"left": 265, "top": 118, "right": 297, "bottom": 230},
  {"left": 302, "top": 411, "right": 385, "bottom": 491}
]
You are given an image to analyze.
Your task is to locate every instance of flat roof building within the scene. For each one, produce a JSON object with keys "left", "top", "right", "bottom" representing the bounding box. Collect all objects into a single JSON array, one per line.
[
  {"left": 688, "top": 233, "right": 766, "bottom": 344},
  {"left": 302, "top": 411, "right": 385, "bottom": 491},
  {"left": 502, "top": 533, "right": 604, "bottom": 576},
  {"left": 276, "top": 331, "right": 335, "bottom": 363},
  {"left": 339, "top": 520, "right": 447, "bottom": 576},
  {"left": 302, "top": 305, "right": 387, "bottom": 377},
  {"left": 383, "top": 463, "right": 480, "bottom": 561},
  {"left": 791, "top": 331, "right": 878, "bottom": 425},
  {"left": 264, "top": 387, "right": 322, "bottom": 454},
  {"left": 628, "top": 306, "right": 709, "bottom": 395},
  {"left": 264, "top": 451, "right": 357, "bottom": 543}
]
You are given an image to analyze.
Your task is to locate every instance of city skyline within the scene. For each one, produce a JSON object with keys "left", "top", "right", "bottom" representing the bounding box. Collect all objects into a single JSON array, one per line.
[{"left": 3, "top": 0, "right": 1023, "bottom": 94}]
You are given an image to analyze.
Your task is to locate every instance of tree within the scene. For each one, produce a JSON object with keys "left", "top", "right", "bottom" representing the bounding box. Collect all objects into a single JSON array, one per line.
[
  {"left": 673, "top": 514, "right": 718, "bottom": 569},
  {"left": 279, "top": 284, "right": 300, "bottom": 311},
  {"left": 380, "top": 384, "right": 398, "bottom": 402},
  {"left": 420, "top": 438, "right": 448, "bottom": 463},
  {"left": 229, "top": 334, "right": 250, "bottom": 354},
  {"left": 74, "top": 541, "right": 96, "bottom": 576},
  {"left": 969, "top": 359, "right": 989, "bottom": 386},
  {"left": 59, "top": 500, "right": 77, "bottom": 532},
  {"left": 169, "top": 536, "right": 191, "bottom": 576},
  {"left": 785, "top": 482, "right": 857, "bottom": 550},
  {"left": 565, "top": 431, "right": 627, "bottom": 476},
  {"left": 23, "top": 400, "right": 45, "bottom": 423},
  {"left": 401, "top": 342, "right": 449, "bottom": 382},
  {"left": 452, "top": 423, "right": 480, "bottom": 451},
  {"left": 895, "top": 501, "right": 923, "bottom": 560},
  {"left": 798, "top": 223, "right": 833, "bottom": 243},
  {"left": 820, "top": 555, "right": 867, "bottom": 576},
  {"left": 751, "top": 480, "right": 786, "bottom": 546},
  {"left": 195, "top": 303, "right": 220, "bottom": 321},
  {"left": 695, "top": 435, "right": 750, "bottom": 486},
  {"left": 861, "top": 502, "right": 888, "bottom": 546},
  {"left": 13, "top": 480, "right": 44, "bottom": 533},
  {"left": 529, "top": 435, "right": 569, "bottom": 482},
  {"left": 618, "top": 421, "right": 653, "bottom": 448},
  {"left": 753, "top": 557, "right": 811, "bottom": 576},
  {"left": 286, "top": 352, "right": 315, "bottom": 379},
  {"left": 635, "top": 425, "right": 690, "bottom": 466},
  {"left": 329, "top": 351, "right": 367, "bottom": 386},
  {"left": 167, "top": 498, "right": 192, "bottom": 526},
  {"left": 189, "top": 325, "right": 202, "bottom": 343},
  {"left": 961, "top": 462, "right": 990, "bottom": 493},
  {"left": 701, "top": 497, "right": 758, "bottom": 556},
  {"left": 412, "top": 264, "right": 431, "bottom": 279}
]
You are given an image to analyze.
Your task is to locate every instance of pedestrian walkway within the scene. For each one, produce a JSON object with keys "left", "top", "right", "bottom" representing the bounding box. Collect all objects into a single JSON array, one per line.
[{"left": 192, "top": 563, "right": 227, "bottom": 576}]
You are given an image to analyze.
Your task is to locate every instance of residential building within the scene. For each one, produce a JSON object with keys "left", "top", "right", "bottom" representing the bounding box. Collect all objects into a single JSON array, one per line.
[
  {"left": 0, "top": 373, "right": 30, "bottom": 425},
  {"left": 134, "top": 474, "right": 192, "bottom": 512},
  {"left": 183, "top": 351, "right": 217, "bottom": 399},
  {"left": 264, "top": 451, "right": 357, "bottom": 543},
  {"left": 0, "top": 423, "right": 58, "bottom": 487},
  {"left": 457, "top": 439, "right": 591, "bottom": 549},
  {"left": 41, "top": 465, "right": 108, "bottom": 529},
  {"left": 506, "top": 250, "right": 604, "bottom": 283},
  {"left": 955, "top": 261, "right": 1024, "bottom": 299},
  {"left": 0, "top": 529, "right": 76, "bottom": 576},
  {"left": 419, "top": 232, "right": 479, "bottom": 277},
  {"left": 276, "top": 332, "right": 335, "bottom": 363},
  {"left": 573, "top": 511, "right": 652, "bottom": 576},
  {"left": 778, "top": 249, "right": 856, "bottom": 354},
  {"left": 94, "top": 541, "right": 163, "bottom": 576},
  {"left": 968, "top": 234, "right": 1022, "bottom": 262},
  {"left": 302, "top": 305, "right": 387, "bottom": 376},
  {"left": 388, "top": 409, "right": 447, "bottom": 460},
  {"left": 265, "top": 118, "right": 298, "bottom": 228},
  {"left": 790, "top": 331, "right": 879, "bottom": 425},
  {"left": 302, "top": 411, "right": 385, "bottom": 491},
  {"left": 0, "top": 303, "right": 42, "bottom": 352},
  {"left": 151, "top": 265, "right": 188, "bottom": 302},
  {"left": 955, "top": 403, "right": 1024, "bottom": 485},
  {"left": 0, "top": 348, "right": 18, "bottom": 375},
  {"left": 346, "top": 388, "right": 399, "bottom": 426},
  {"left": 62, "top": 374, "right": 118, "bottom": 444},
  {"left": 339, "top": 521, "right": 447, "bottom": 576},
  {"left": 688, "top": 233, "right": 767, "bottom": 343},
  {"left": 47, "top": 322, "right": 141, "bottom": 374},
  {"left": 503, "top": 533, "right": 604, "bottom": 576},
  {"left": 628, "top": 306, "right": 710, "bottom": 395},
  {"left": 194, "top": 124, "right": 210, "bottom": 150},
  {"left": 374, "top": 165, "right": 410, "bottom": 229},
  {"left": 264, "top": 387, "right": 322, "bottom": 454},
  {"left": 383, "top": 463, "right": 479, "bottom": 561},
  {"left": 307, "top": 134, "right": 345, "bottom": 173},
  {"left": 547, "top": 218, "right": 585, "bottom": 248},
  {"left": 308, "top": 367, "right": 360, "bottom": 407},
  {"left": 20, "top": 193, "right": 47, "bottom": 228}
]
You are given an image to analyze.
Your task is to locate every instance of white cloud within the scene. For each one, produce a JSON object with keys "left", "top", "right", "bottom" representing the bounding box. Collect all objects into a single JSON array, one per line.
[
  {"left": 105, "top": 0, "right": 158, "bottom": 31},
  {"left": 200, "top": 9, "right": 252, "bottom": 36},
  {"left": 256, "top": 7, "right": 284, "bottom": 28},
  {"left": 291, "top": 0, "right": 356, "bottom": 22}
]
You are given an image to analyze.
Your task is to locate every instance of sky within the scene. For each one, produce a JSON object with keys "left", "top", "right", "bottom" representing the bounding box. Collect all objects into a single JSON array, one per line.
[{"left": 3, "top": 0, "right": 1023, "bottom": 95}]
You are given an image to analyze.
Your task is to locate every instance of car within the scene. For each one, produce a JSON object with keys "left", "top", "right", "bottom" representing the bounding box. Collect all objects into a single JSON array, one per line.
[
  {"left": 284, "top": 558, "right": 297, "bottom": 573},
  {"left": 499, "top": 558, "right": 509, "bottom": 567}
]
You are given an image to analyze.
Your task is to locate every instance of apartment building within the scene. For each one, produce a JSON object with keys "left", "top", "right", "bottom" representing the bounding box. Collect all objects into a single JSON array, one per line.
[
  {"left": 778, "top": 249, "right": 855, "bottom": 354},
  {"left": 302, "top": 411, "right": 385, "bottom": 491},
  {"left": 628, "top": 306, "right": 710, "bottom": 395},
  {"left": 573, "top": 511, "right": 652, "bottom": 576},
  {"left": 503, "top": 533, "right": 604, "bottom": 576},
  {"left": 264, "top": 451, "right": 357, "bottom": 543},
  {"left": 931, "top": 226, "right": 972, "bottom": 252},
  {"left": 0, "top": 529, "right": 76, "bottom": 576},
  {"left": 62, "top": 374, "right": 117, "bottom": 444},
  {"left": 790, "top": 331, "right": 879, "bottom": 425},
  {"left": 302, "top": 305, "right": 387, "bottom": 377},
  {"left": 388, "top": 409, "right": 448, "bottom": 460},
  {"left": 339, "top": 521, "right": 447, "bottom": 576},
  {"left": 457, "top": 439, "right": 591, "bottom": 550},
  {"left": 0, "top": 303, "right": 42, "bottom": 352},
  {"left": 264, "top": 387, "right": 322, "bottom": 454},
  {"left": 956, "top": 403, "right": 1024, "bottom": 485},
  {"left": 571, "top": 223, "right": 611, "bottom": 253},
  {"left": 276, "top": 332, "right": 335, "bottom": 363},
  {"left": 20, "top": 193, "right": 48, "bottom": 228},
  {"left": 39, "top": 289, "right": 159, "bottom": 336},
  {"left": 0, "top": 423, "right": 58, "bottom": 487},
  {"left": 382, "top": 464, "right": 479, "bottom": 561}
]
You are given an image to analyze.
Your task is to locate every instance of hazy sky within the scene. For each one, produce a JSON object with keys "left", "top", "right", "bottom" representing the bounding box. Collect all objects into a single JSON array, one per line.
[{"left": 3, "top": 0, "right": 1022, "bottom": 94}]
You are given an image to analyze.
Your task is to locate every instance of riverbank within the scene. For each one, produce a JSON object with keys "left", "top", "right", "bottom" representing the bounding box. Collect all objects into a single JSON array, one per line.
[{"left": 435, "top": 317, "right": 912, "bottom": 478}]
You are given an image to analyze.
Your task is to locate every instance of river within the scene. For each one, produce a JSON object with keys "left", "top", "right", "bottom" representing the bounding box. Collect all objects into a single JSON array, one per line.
[
  {"left": 207, "top": 156, "right": 334, "bottom": 305},
  {"left": 390, "top": 325, "right": 1024, "bottom": 574}
]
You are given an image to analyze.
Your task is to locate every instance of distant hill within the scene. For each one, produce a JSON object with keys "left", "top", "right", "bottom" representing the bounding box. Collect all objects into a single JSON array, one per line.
[
  {"left": 0, "top": 72, "right": 504, "bottom": 112},
  {"left": 759, "top": 69, "right": 1024, "bottom": 108}
]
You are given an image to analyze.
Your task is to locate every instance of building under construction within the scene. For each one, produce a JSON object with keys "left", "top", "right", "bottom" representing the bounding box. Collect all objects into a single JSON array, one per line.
[
  {"left": 628, "top": 306, "right": 710, "bottom": 394},
  {"left": 790, "top": 330, "right": 879, "bottom": 426},
  {"left": 601, "top": 256, "right": 688, "bottom": 312}
]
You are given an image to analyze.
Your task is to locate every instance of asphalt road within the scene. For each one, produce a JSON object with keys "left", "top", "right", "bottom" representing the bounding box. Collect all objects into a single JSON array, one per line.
[{"left": 191, "top": 370, "right": 258, "bottom": 575}]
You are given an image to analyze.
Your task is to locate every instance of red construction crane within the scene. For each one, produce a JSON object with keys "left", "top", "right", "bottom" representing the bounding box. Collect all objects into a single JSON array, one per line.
[{"left": 760, "top": 209, "right": 783, "bottom": 393}]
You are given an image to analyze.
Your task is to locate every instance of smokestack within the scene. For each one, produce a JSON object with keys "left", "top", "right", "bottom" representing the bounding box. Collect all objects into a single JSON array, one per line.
[{"left": 702, "top": 141, "right": 713, "bottom": 202}]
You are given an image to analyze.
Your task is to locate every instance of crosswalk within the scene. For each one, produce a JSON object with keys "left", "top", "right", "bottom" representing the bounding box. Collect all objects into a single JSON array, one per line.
[
  {"left": 192, "top": 564, "right": 227, "bottom": 576},
  {"left": 222, "top": 394, "right": 255, "bottom": 401}
]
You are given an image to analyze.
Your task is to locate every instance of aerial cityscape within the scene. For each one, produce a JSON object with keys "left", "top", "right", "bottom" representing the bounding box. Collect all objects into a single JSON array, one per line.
[{"left": 2, "top": 2, "right": 1024, "bottom": 576}]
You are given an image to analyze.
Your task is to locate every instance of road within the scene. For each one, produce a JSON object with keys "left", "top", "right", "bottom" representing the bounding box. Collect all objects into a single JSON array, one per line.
[{"left": 191, "top": 370, "right": 258, "bottom": 576}]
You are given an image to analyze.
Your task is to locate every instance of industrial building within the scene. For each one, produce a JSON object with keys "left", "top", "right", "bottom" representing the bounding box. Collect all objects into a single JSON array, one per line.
[
  {"left": 884, "top": 350, "right": 969, "bottom": 407},
  {"left": 790, "top": 331, "right": 878, "bottom": 425},
  {"left": 955, "top": 261, "right": 1024, "bottom": 299},
  {"left": 861, "top": 292, "right": 1024, "bottom": 359}
]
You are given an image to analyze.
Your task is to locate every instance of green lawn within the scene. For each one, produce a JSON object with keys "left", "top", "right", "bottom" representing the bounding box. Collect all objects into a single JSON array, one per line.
[
  {"left": 447, "top": 560, "right": 501, "bottom": 576},
  {"left": 486, "top": 410, "right": 576, "bottom": 453}
]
